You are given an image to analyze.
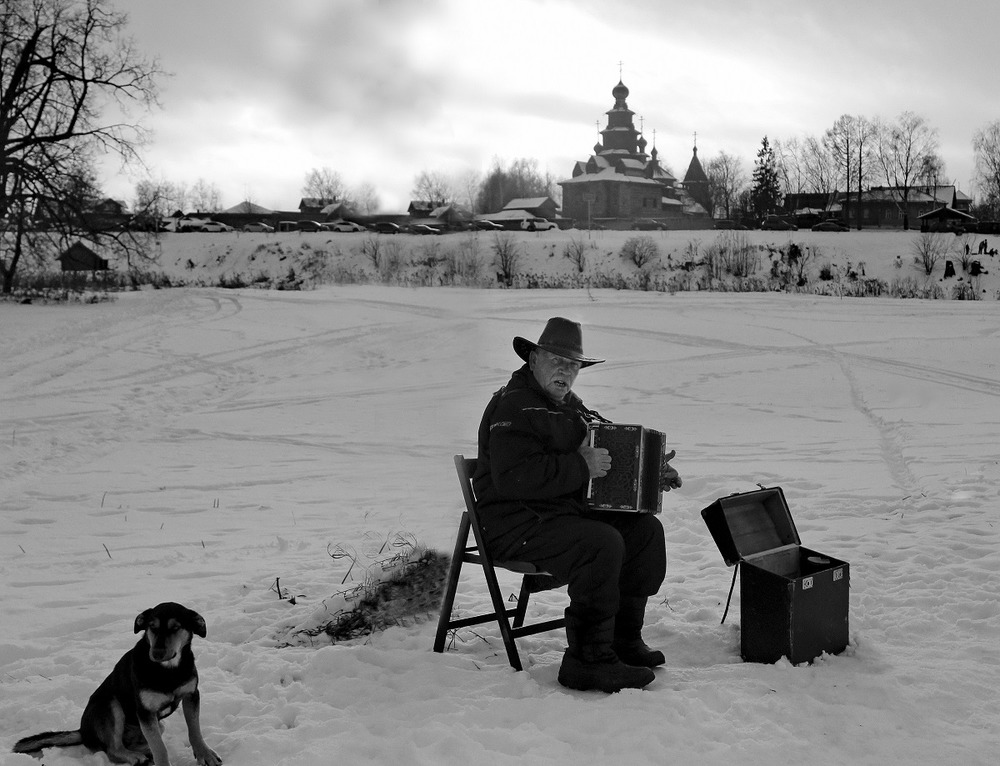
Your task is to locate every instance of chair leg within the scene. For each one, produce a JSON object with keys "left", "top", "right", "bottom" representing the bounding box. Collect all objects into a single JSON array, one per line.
[
  {"left": 512, "top": 577, "right": 531, "bottom": 629},
  {"left": 481, "top": 558, "right": 523, "bottom": 671},
  {"left": 433, "top": 513, "right": 471, "bottom": 654}
]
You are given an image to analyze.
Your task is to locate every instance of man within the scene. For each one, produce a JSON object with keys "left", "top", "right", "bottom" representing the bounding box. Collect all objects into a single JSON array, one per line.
[{"left": 474, "top": 317, "right": 681, "bottom": 692}]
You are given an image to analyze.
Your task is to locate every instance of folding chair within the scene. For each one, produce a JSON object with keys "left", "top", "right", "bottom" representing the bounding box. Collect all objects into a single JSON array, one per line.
[{"left": 433, "top": 455, "right": 566, "bottom": 670}]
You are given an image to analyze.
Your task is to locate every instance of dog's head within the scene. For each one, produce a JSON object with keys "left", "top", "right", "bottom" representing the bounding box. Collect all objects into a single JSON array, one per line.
[{"left": 134, "top": 602, "right": 207, "bottom": 666}]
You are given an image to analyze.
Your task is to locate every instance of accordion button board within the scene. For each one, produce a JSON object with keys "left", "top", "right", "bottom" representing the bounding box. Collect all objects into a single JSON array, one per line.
[{"left": 586, "top": 423, "right": 666, "bottom": 513}]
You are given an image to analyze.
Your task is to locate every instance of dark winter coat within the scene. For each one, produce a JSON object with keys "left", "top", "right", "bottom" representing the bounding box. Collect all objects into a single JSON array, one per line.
[{"left": 473, "top": 364, "right": 597, "bottom": 521}]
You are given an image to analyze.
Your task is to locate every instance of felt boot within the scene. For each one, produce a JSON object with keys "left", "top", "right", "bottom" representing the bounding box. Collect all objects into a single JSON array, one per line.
[
  {"left": 557, "top": 613, "right": 654, "bottom": 693},
  {"left": 611, "top": 596, "right": 665, "bottom": 668}
]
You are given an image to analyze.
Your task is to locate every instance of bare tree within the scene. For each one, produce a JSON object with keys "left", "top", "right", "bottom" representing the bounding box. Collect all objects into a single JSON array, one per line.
[
  {"left": 705, "top": 151, "right": 746, "bottom": 220},
  {"left": 800, "top": 134, "right": 840, "bottom": 203},
  {"left": 0, "top": 0, "right": 163, "bottom": 293},
  {"left": 774, "top": 137, "right": 806, "bottom": 199},
  {"left": 189, "top": 178, "right": 222, "bottom": 213},
  {"left": 452, "top": 169, "right": 482, "bottom": 213},
  {"left": 825, "top": 115, "right": 876, "bottom": 229},
  {"left": 350, "top": 182, "right": 379, "bottom": 215},
  {"left": 852, "top": 116, "right": 879, "bottom": 229},
  {"left": 912, "top": 232, "right": 948, "bottom": 275},
  {"left": 972, "top": 120, "right": 1000, "bottom": 218},
  {"left": 132, "top": 179, "right": 176, "bottom": 228},
  {"left": 876, "top": 112, "right": 940, "bottom": 229},
  {"left": 411, "top": 170, "right": 453, "bottom": 205},
  {"left": 302, "top": 167, "right": 347, "bottom": 202},
  {"left": 474, "top": 157, "right": 554, "bottom": 213}
]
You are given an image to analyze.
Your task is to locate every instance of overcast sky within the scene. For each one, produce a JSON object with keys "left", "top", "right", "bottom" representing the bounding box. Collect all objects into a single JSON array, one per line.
[{"left": 101, "top": 0, "right": 998, "bottom": 213}]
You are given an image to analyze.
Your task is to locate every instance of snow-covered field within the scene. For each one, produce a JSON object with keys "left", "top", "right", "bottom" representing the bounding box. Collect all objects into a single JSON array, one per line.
[{"left": 1, "top": 284, "right": 998, "bottom": 765}]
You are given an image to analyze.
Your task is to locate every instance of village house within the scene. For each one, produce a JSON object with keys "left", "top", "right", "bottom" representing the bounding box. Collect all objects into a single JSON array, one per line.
[{"left": 785, "top": 185, "right": 973, "bottom": 229}]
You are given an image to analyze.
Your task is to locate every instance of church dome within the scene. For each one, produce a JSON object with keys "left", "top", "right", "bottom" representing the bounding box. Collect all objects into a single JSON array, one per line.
[
  {"left": 637, "top": 135, "right": 648, "bottom": 152},
  {"left": 612, "top": 80, "right": 629, "bottom": 102},
  {"left": 594, "top": 142, "right": 604, "bottom": 154}
]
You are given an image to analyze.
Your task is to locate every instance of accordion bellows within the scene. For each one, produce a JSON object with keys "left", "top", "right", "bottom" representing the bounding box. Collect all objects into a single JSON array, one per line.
[{"left": 586, "top": 423, "right": 666, "bottom": 513}]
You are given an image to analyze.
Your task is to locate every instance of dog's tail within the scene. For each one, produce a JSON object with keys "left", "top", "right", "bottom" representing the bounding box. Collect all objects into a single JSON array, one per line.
[{"left": 13, "top": 730, "right": 84, "bottom": 755}]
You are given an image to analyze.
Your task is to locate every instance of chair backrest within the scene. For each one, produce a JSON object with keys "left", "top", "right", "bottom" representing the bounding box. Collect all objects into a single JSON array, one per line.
[{"left": 454, "top": 454, "right": 478, "bottom": 514}]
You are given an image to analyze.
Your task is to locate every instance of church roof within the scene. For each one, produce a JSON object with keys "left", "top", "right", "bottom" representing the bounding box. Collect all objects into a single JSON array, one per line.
[
  {"left": 683, "top": 147, "right": 709, "bottom": 184},
  {"left": 616, "top": 158, "right": 647, "bottom": 175},
  {"left": 560, "top": 167, "right": 662, "bottom": 187}
]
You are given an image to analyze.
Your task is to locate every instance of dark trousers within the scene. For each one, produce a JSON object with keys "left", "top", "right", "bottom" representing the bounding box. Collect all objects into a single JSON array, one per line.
[{"left": 480, "top": 506, "right": 666, "bottom": 624}]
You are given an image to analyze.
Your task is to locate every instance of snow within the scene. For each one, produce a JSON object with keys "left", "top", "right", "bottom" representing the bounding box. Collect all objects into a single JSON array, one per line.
[{"left": 2, "top": 267, "right": 999, "bottom": 764}]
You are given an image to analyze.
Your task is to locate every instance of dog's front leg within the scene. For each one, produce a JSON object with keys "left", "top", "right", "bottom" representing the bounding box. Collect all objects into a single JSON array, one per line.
[
  {"left": 182, "top": 690, "right": 222, "bottom": 766},
  {"left": 138, "top": 714, "right": 171, "bottom": 766}
]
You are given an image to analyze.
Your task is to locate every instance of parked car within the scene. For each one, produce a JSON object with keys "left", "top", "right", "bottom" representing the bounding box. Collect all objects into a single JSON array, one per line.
[
  {"left": 326, "top": 220, "right": 366, "bottom": 232},
  {"left": 521, "top": 217, "right": 557, "bottom": 232},
  {"left": 173, "top": 217, "right": 211, "bottom": 232},
  {"left": 411, "top": 223, "right": 443, "bottom": 235},
  {"left": 632, "top": 218, "right": 668, "bottom": 231},
  {"left": 811, "top": 219, "right": 849, "bottom": 232},
  {"left": 760, "top": 215, "right": 798, "bottom": 231},
  {"left": 297, "top": 220, "right": 324, "bottom": 232},
  {"left": 713, "top": 219, "right": 749, "bottom": 230},
  {"left": 473, "top": 220, "right": 503, "bottom": 231},
  {"left": 242, "top": 222, "right": 274, "bottom": 233},
  {"left": 200, "top": 221, "right": 234, "bottom": 233},
  {"left": 368, "top": 221, "right": 401, "bottom": 234}
]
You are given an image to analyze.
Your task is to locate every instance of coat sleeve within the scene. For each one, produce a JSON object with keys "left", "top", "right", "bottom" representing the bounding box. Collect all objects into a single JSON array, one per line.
[{"left": 486, "top": 392, "right": 590, "bottom": 501}]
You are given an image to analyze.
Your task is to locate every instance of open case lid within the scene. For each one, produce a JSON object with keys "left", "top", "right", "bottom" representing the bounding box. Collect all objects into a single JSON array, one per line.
[{"left": 700, "top": 487, "right": 800, "bottom": 566}]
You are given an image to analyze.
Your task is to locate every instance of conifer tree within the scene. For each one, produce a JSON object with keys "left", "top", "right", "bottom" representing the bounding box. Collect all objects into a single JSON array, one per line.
[{"left": 750, "top": 137, "right": 782, "bottom": 219}]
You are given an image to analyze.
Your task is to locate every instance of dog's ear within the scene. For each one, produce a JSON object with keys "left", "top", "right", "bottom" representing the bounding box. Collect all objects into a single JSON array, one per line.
[
  {"left": 185, "top": 608, "right": 208, "bottom": 638},
  {"left": 134, "top": 608, "right": 153, "bottom": 634}
]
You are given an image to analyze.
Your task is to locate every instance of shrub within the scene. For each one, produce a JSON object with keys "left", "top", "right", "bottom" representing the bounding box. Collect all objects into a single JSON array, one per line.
[
  {"left": 887, "top": 277, "right": 946, "bottom": 299},
  {"left": 563, "top": 236, "right": 589, "bottom": 273},
  {"left": 492, "top": 232, "right": 521, "bottom": 284},
  {"left": 443, "top": 236, "right": 484, "bottom": 285},
  {"left": 710, "top": 232, "right": 759, "bottom": 277},
  {"left": 912, "top": 232, "right": 949, "bottom": 275},
  {"left": 620, "top": 236, "right": 659, "bottom": 268},
  {"left": 951, "top": 281, "right": 982, "bottom": 300}
]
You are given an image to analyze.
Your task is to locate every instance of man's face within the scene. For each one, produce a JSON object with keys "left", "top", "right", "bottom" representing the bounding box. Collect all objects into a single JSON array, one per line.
[{"left": 530, "top": 349, "right": 582, "bottom": 402}]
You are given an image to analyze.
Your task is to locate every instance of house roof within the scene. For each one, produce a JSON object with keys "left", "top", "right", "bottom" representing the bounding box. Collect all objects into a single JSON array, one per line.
[
  {"left": 503, "top": 197, "right": 554, "bottom": 211},
  {"left": 917, "top": 205, "right": 976, "bottom": 221},
  {"left": 58, "top": 240, "right": 108, "bottom": 270},
  {"left": 300, "top": 197, "right": 336, "bottom": 210},
  {"left": 407, "top": 200, "right": 441, "bottom": 214},
  {"left": 223, "top": 201, "right": 274, "bottom": 215},
  {"left": 485, "top": 209, "right": 535, "bottom": 221},
  {"left": 320, "top": 201, "right": 346, "bottom": 216}
]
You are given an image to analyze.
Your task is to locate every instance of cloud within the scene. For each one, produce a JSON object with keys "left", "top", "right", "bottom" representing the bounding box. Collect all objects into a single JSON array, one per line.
[{"left": 101, "top": 0, "right": 997, "bottom": 210}]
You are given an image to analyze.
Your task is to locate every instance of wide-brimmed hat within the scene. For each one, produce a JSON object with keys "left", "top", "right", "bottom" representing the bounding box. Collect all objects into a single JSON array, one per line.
[{"left": 513, "top": 317, "right": 604, "bottom": 367}]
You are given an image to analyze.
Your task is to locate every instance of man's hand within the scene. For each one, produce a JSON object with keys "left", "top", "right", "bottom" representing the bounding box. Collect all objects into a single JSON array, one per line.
[
  {"left": 659, "top": 449, "right": 682, "bottom": 491},
  {"left": 578, "top": 440, "right": 612, "bottom": 478}
]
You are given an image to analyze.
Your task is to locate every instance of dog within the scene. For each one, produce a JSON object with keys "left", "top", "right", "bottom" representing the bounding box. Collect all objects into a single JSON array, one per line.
[{"left": 13, "top": 602, "right": 221, "bottom": 766}]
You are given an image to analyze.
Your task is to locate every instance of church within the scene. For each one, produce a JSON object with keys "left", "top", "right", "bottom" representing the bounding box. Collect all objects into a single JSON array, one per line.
[{"left": 559, "top": 80, "right": 712, "bottom": 229}]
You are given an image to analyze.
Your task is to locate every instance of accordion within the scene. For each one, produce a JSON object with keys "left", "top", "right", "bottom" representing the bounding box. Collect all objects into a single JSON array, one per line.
[{"left": 586, "top": 423, "right": 666, "bottom": 513}]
